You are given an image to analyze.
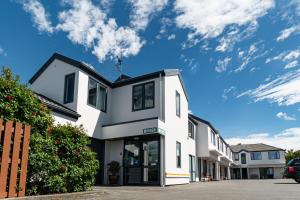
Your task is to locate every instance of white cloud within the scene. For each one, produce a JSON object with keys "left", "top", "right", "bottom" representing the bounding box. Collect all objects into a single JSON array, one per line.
[
  {"left": 55, "top": 0, "right": 144, "bottom": 62},
  {"left": 238, "top": 69, "right": 300, "bottom": 106},
  {"left": 285, "top": 60, "right": 298, "bottom": 69},
  {"left": 226, "top": 127, "right": 300, "bottom": 150},
  {"left": 276, "top": 112, "right": 296, "bottom": 121},
  {"left": 167, "top": 34, "right": 176, "bottom": 40},
  {"left": 222, "top": 86, "right": 237, "bottom": 100},
  {"left": 0, "top": 46, "right": 7, "bottom": 56},
  {"left": 215, "top": 57, "right": 231, "bottom": 73},
  {"left": 21, "top": 0, "right": 54, "bottom": 33},
  {"left": 174, "top": 0, "right": 274, "bottom": 40},
  {"left": 266, "top": 49, "right": 300, "bottom": 63},
  {"left": 128, "top": 0, "right": 168, "bottom": 31},
  {"left": 215, "top": 22, "right": 257, "bottom": 52},
  {"left": 276, "top": 25, "right": 300, "bottom": 42}
]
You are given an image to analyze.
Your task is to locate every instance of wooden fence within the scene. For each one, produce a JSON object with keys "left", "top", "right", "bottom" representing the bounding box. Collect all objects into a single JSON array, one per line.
[{"left": 0, "top": 119, "right": 31, "bottom": 198}]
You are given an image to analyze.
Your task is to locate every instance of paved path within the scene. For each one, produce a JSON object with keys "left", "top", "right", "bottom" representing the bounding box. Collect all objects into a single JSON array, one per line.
[
  {"left": 94, "top": 179, "right": 299, "bottom": 200},
  {"left": 11, "top": 179, "right": 299, "bottom": 200}
]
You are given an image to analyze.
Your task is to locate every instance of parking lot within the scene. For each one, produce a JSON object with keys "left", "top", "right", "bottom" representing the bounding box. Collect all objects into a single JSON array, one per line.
[
  {"left": 90, "top": 179, "right": 298, "bottom": 200},
  {"left": 15, "top": 179, "right": 299, "bottom": 200}
]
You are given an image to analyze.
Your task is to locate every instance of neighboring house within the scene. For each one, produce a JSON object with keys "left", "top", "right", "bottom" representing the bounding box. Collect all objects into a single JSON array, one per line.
[
  {"left": 189, "top": 114, "right": 233, "bottom": 181},
  {"left": 230, "top": 143, "right": 286, "bottom": 179},
  {"left": 29, "top": 53, "right": 194, "bottom": 186}
]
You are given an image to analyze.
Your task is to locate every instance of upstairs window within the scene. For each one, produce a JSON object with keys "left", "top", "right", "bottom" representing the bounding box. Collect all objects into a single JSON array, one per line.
[
  {"left": 268, "top": 151, "right": 280, "bottom": 160},
  {"left": 176, "top": 91, "right": 181, "bottom": 117},
  {"left": 188, "top": 121, "right": 195, "bottom": 139},
  {"left": 64, "top": 73, "right": 75, "bottom": 104},
  {"left": 251, "top": 152, "right": 262, "bottom": 160},
  {"left": 234, "top": 153, "right": 239, "bottom": 161},
  {"left": 132, "top": 81, "right": 154, "bottom": 111},
  {"left": 241, "top": 153, "right": 247, "bottom": 164},
  {"left": 88, "top": 78, "right": 107, "bottom": 112}
]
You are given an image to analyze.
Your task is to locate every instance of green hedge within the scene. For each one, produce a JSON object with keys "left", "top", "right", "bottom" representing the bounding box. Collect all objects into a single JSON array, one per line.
[{"left": 0, "top": 67, "right": 99, "bottom": 195}]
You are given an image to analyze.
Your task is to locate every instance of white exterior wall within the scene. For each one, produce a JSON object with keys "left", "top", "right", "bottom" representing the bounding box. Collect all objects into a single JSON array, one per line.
[
  {"left": 233, "top": 151, "right": 285, "bottom": 166},
  {"left": 31, "top": 59, "right": 79, "bottom": 112},
  {"left": 196, "top": 122, "right": 209, "bottom": 157},
  {"left": 163, "top": 75, "right": 191, "bottom": 185},
  {"left": 110, "top": 78, "right": 161, "bottom": 124}
]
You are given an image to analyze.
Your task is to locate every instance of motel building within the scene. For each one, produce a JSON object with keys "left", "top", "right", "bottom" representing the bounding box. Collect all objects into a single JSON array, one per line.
[{"left": 29, "top": 53, "right": 284, "bottom": 186}]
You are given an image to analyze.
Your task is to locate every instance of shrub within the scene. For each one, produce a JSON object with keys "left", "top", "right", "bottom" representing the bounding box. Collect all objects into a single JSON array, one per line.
[
  {"left": 0, "top": 67, "right": 99, "bottom": 195},
  {"left": 27, "top": 124, "right": 99, "bottom": 195}
]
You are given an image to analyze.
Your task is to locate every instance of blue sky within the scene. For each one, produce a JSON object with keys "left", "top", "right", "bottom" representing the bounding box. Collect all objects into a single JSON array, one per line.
[{"left": 0, "top": 0, "right": 300, "bottom": 149}]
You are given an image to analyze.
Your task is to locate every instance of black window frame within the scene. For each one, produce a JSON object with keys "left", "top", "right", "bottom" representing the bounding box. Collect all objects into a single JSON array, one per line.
[
  {"left": 188, "top": 121, "right": 195, "bottom": 139},
  {"left": 268, "top": 151, "right": 280, "bottom": 160},
  {"left": 176, "top": 91, "right": 181, "bottom": 117},
  {"left": 176, "top": 141, "right": 181, "bottom": 168},
  {"left": 251, "top": 152, "right": 262, "bottom": 160},
  {"left": 64, "top": 73, "right": 75, "bottom": 104},
  {"left": 241, "top": 153, "right": 247, "bottom": 164},
  {"left": 87, "top": 77, "right": 107, "bottom": 112},
  {"left": 132, "top": 81, "right": 155, "bottom": 111}
]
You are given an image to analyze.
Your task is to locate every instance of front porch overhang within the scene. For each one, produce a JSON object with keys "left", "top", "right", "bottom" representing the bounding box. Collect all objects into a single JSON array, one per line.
[{"left": 102, "top": 117, "right": 165, "bottom": 140}]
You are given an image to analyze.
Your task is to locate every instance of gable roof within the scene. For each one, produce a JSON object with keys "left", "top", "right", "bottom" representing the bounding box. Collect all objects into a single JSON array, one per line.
[
  {"left": 29, "top": 53, "right": 189, "bottom": 100},
  {"left": 188, "top": 114, "right": 219, "bottom": 134},
  {"left": 35, "top": 92, "right": 81, "bottom": 119},
  {"left": 230, "top": 143, "right": 285, "bottom": 153}
]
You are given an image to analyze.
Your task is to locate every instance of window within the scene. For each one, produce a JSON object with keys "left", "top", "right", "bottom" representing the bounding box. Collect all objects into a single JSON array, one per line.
[
  {"left": 251, "top": 152, "right": 262, "bottom": 160},
  {"left": 188, "top": 121, "right": 195, "bottom": 139},
  {"left": 268, "top": 151, "right": 280, "bottom": 159},
  {"left": 132, "top": 82, "right": 154, "bottom": 111},
  {"left": 87, "top": 78, "right": 107, "bottom": 112},
  {"left": 64, "top": 73, "right": 75, "bottom": 104},
  {"left": 241, "top": 153, "right": 246, "bottom": 164},
  {"left": 234, "top": 153, "right": 239, "bottom": 161},
  {"left": 176, "top": 91, "right": 181, "bottom": 117},
  {"left": 211, "top": 131, "right": 216, "bottom": 146},
  {"left": 176, "top": 142, "right": 181, "bottom": 168},
  {"left": 217, "top": 138, "right": 220, "bottom": 150}
]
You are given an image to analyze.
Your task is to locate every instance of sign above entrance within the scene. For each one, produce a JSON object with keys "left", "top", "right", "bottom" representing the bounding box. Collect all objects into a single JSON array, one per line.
[{"left": 143, "top": 127, "right": 165, "bottom": 135}]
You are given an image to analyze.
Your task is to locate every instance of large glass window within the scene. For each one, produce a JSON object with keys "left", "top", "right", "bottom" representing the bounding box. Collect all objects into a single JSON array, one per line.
[
  {"left": 87, "top": 78, "right": 107, "bottom": 112},
  {"left": 176, "top": 91, "right": 181, "bottom": 117},
  {"left": 268, "top": 151, "right": 280, "bottom": 159},
  {"left": 251, "top": 152, "right": 262, "bottom": 160},
  {"left": 234, "top": 153, "right": 239, "bottom": 161},
  {"left": 64, "top": 73, "right": 75, "bottom": 104},
  {"left": 176, "top": 142, "right": 181, "bottom": 168},
  {"left": 188, "top": 121, "right": 195, "bottom": 139},
  {"left": 132, "top": 82, "right": 154, "bottom": 111},
  {"left": 241, "top": 153, "right": 247, "bottom": 164}
]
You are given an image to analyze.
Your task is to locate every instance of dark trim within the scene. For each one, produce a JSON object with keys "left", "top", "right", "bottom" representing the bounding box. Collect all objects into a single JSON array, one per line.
[
  {"left": 176, "top": 141, "right": 181, "bottom": 168},
  {"left": 63, "top": 73, "right": 75, "bottom": 104},
  {"left": 188, "top": 116, "right": 198, "bottom": 125},
  {"left": 35, "top": 93, "right": 81, "bottom": 119},
  {"left": 87, "top": 77, "right": 108, "bottom": 113},
  {"left": 29, "top": 53, "right": 112, "bottom": 86},
  {"left": 189, "top": 114, "right": 219, "bottom": 137},
  {"left": 132, "top": 81, "right": 155, "bottom": 112},
  {"left": 102, "top": 117, "right": 159, "bottom": 127},
  {"left": 29, "top": 53, "right": 189, "bottom": 100}
]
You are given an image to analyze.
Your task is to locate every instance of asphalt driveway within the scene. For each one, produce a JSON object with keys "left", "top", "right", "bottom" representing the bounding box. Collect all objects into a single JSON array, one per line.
[
  {"left": 12, "top": 179, "right": 299, "bottom": 200},
  {"left": 95, "top": 179, "right": 299, "bottom": 200}
]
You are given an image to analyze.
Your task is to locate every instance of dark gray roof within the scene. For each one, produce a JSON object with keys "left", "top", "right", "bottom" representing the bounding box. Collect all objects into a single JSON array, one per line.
[
  {"left": 35, "top": 93, "right": 81, "bottom": 119},
  {"left": 29, "top": 53, "right": 189, "bottom": 100},
  {"left": 230, "top": 143, "right": 285, "bottom": 153}
]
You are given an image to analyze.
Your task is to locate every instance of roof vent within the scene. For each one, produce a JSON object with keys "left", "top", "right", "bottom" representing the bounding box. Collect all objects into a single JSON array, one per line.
[{"left": 114, "top": 74, "right": 131, "bottom": 82}]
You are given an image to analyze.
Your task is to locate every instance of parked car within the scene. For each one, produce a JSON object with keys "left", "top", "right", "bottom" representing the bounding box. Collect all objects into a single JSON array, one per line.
[{"left": 284, "top": 158, "right": 300, "bottom": 183}]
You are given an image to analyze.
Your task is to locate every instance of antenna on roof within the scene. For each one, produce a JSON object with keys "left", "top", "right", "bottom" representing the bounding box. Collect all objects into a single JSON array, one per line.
[{"left": 115, "top": 55, "right": 123, "bottom": 75}]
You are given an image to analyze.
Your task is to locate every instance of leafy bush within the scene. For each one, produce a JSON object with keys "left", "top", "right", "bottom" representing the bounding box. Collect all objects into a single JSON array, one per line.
[
  {"left": 0, "top": 67, "right": 99, "bottom": 195},
  {"left": 108, "top": 161, "right": 121, "bottom": 175},
  {"left": 27, "top": 124, "right": 99, "bottom": 195}
]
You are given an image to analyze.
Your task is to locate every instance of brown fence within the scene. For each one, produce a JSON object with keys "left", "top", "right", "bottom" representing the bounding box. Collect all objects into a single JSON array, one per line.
[{"left": 0, "top": 119, "right": 31, "bottom": 198}]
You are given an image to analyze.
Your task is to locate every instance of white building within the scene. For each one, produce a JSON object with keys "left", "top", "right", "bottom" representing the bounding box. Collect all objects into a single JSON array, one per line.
[
  {"left": 30, "top": 53, "right": 196, "bottom": 186},
  {"left": 29, "top": 53, "right": 285, "bottom": 186},
  {"left": 189, "top": 114, "right": 233, "bottom": 181},
  {"left": 230, "top": 143, "right": 286, "bottom": 179}
]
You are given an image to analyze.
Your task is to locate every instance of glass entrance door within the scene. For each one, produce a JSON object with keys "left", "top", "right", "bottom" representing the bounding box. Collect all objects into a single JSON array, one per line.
[
  {"left": 124, "top": 136, "right": 160, "bottom": 185},
  {"left": 189, "top": 155, "right": 196, "bottom": 182}
]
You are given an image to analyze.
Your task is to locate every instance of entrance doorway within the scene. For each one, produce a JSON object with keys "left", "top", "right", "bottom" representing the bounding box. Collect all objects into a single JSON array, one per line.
[
  {"left": 242, "top": 168, "right": 248, "bottom": 179},
  {"left": 189, "top": 155, "right": 196, "bottom": 182},
  {"left": 123, "top": 135, "right": 160, "bottom": 185}
]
